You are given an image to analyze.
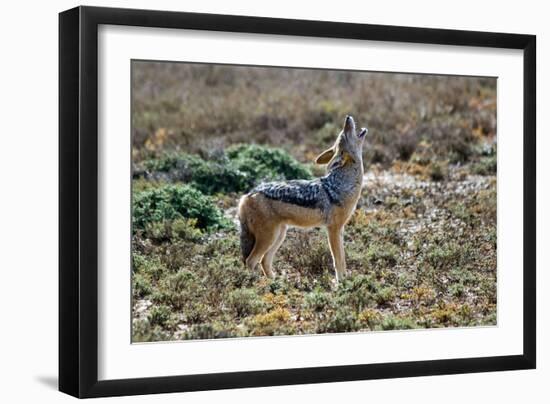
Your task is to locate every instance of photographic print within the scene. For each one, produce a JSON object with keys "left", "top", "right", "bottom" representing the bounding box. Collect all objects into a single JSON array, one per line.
[
  {"left": 59, "top": 7, "right": 535, "bottom": 396},
  {"left": 131, "top": 61, "right": 497, "bottom": 342}
]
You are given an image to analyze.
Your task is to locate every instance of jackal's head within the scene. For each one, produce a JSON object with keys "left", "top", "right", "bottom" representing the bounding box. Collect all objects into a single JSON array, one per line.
[{"left": 315, "top": 115, "right": 368, "bottom": 170}]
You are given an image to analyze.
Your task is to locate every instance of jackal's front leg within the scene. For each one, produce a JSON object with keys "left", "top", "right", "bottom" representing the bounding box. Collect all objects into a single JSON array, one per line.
[{"left": 327, "top": 225, "right": 346, "bottom": 283}]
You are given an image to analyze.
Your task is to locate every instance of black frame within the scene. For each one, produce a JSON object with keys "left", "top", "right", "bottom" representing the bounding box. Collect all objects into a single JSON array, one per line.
[{"left": 59, "top": 5, "right": 536, "bottom": 398}]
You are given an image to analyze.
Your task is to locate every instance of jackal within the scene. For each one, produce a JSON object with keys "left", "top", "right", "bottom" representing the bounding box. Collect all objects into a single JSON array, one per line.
[{"left": 238, "top": 115, "right": 368, "bottom": 283}]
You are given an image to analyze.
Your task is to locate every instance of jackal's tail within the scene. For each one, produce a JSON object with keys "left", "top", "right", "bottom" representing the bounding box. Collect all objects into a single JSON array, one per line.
[{"left": 240, "top": 219, "right": 255, "bottom": 264}]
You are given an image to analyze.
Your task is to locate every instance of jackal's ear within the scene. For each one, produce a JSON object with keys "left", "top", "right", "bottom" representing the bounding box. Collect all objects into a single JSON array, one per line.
[{"left": 315, "top": 148, "right": 335, "bottom": 165}]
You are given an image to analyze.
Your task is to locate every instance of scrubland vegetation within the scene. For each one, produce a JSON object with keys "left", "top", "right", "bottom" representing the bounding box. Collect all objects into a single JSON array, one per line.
[{"left": 131, "top": 61, "right": 497, "bottom": 342}]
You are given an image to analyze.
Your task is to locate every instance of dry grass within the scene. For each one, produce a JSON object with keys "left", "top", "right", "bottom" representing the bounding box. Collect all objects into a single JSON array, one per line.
[{"left": 132, "top": 61, "right": 496, "bottom": 166}]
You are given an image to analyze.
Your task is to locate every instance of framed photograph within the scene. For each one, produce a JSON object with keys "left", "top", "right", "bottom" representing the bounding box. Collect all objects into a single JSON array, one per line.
[{"left": 59, "top": 6, "right": 536, "bottom": 398}]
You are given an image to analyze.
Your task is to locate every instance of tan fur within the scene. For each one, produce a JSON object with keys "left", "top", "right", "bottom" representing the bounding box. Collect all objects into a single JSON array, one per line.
[{"left": 238, "top": 115, "right": 368, "bottom": 283}]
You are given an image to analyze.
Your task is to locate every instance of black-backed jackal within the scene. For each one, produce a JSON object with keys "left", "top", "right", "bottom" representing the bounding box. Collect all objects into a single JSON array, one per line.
[{"left": 238, "top": 115, "right": 368, "bottom": 283}]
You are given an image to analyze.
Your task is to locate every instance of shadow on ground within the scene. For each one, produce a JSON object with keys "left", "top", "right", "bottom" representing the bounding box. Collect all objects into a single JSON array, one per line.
[{"left": 35, "top": 375, "right": 58, "bottom": 390}]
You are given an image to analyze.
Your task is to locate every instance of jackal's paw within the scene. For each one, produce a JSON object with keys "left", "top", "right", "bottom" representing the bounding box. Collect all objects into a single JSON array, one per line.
[
  {"left": 332, "top": 272, "right": 347, "bottom": 287},
  {"left": 262, "top": 268, "right": 275, "bottom": 279}
]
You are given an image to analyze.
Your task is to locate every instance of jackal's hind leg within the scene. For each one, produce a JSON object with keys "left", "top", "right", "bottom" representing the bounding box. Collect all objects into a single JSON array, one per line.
[
  {"left": 245, "top": 225, "right": 280, "bottom": 277},
  {"left": 261, "top": 225, "right": 287, "bottom": 278}
]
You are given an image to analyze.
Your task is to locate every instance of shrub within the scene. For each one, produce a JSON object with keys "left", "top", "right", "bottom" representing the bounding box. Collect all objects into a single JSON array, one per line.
[
  {"left": 374, "top": 286, "right": 397, "bottom": 305},
  {"left": 284, "top": 233, "right": 332, "bottom": 277},
  {"left": 137, "top": 146, "right": 312, "bottom": 194},
  {"left": 395, "top": 132, "right": 418, "bottom": 161},
  {"left": 143, "top": 221, "right": 171, "bottom": 242},
  {"left": 358, "top": 309, "right": 382, "bottom": 330},
  {"left": 365, "top": 144, "right": 392, "bottom": 165},
  {"left": 431, "top": 304, "right": 459, "bottom": 325},
  {"left": 247, "top": 308, "right": 292, "bottom": 336},
  {"left": 132, "top": 253, "right": 167, "bottom": 281},
  {"left": 447, "top": 137, "right": 473, "bottom": 163},
  {"left": 447, "top": 202, "right": 472, "bottom": 223},
  {"left": 147, "top": 305, "right": 172, "bottom": 327},
  {"left": 224, "top": 261, "right": 260, "bottom": 288},
  {"left": 262, "top": 293, "right": 289, "bottom": 310},
  {"left": 140, "top": 153, "right": 250, "bottom": 194},
  {"left": 228, "top": 288, "right": 265, "bottom": 317},
  {"left": 425, "top": 242, "right": 462, "bottom": 269},
  {"left": 133, "top": 184, "right": 230, "bottom": 231},
  {"left": 189, "top": 156, "right": 250, "bottom": 194},
  {"left": 132, "top": 273, "right": 152, "bottom": 298},
  {"left": 322, "top": 309, "right": 358, "bottom": 333},
  {"left": 473, "top": 155, "right": 497, "bottom": 175},
  {"left": 365, "top": 242, "right": 399, "bottom": 267},
  {"left": 227, "top": 144, "right": 312, "bottom": 182},
  {"left": 165, "top": 269, "right": 198, "bottom": 292},
  {"left": 406, "top": 285, "right": 437, "bottom": 306},
  {"left": 141, "top": 153, "right": 182, "bottom": 172},
  {"left": 410, "top": 140, "right": 434, "bottom": 166},
  {"left": 336, "top": 274, "right": 378, "bottom": 311},
  {"left": 181, "top": 322, "right": 239, "bottom": 340},
  {"left": 314, "top": 122, "right": 339, "bottom": 144},
  {"left": 171, "top": 218, "right": 204, "bottom": 241},
  {"left": 181, "top": 301, "right": 211, "bottom": 324},
  {"left": 132, "top": 319, "right": 171, "bottom": 342},
  {"left": 449, "top": 282, "right": 465, "bottom": 297},
  {"left": 151, "top": 270, "right": 202, "bottom": 311},
  {"left": 303, "top": 288, "right": 332, "bottom": 312},
  {"left": 380, "top": 315, "right": 416, "bottom": 330},
  {"left": 429, "top": 162, "right": 445, "bottom": 181}
]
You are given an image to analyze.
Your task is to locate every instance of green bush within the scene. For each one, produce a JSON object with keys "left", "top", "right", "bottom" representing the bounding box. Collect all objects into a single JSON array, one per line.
[
  {"left": 171, "top": 218, "right": 204, "bottom": 241},
  {"left": 132, "top": 273, "right": 152, "bottom": 298},
  {"left": 473, "top": 155, "right": 497, "bottom": 175},
  {"left": 449, "top": 282, "right": 465, "bottom": 298},
  {"left": 336, "top": 275, "right": 378, "bottom": 311},
  {"left": 374, "top": 286, "right": 397, "bottom": 305},
  {"left": 133, "top": 184, "right": 230, "bottom": 231},
  {"left": 227, "top": 288, "right": 265, "bottom": 317},
  {"left": 141, "top": 153, "right": 250, "bottom": 194},
  {"left": 142, "top": 218, "right": 205, "bottom": 242},
  {"left": 322, "top": 309, "right": 358, "bottom": 333},
  {"left": 380, "top": 315, "right": 416, "bottom": 330},
  {"left": 148, "top": 305, "right": 172, "bottom": 327},
  {"left": 132, "top": 253, "right": 167, "bottom": 281},
  {"left": 285, "top": 235, "right": 332, "bottom": 277},
  {"left": 165, "top": 269, "right": 198, "bottom": 292},
  {"left": 425, "top": 242, "right": 463, "bottom": 269},
  {"left": 303, "top": 288, "right": 332, "bottom": 312},
  {"left": 143, "top": 221, "right": 172, "bottom": 241},
  {"left": 151, "top": 270, "right": 202, "bottom": 311},
  {"left": 136, "top": 146, "right": 312, "bottom": 195},
  {"left": 182, "top": 322, "right": 238, "bottom": 340},
  {"left": 226, "top": 144, "right": 312, "bottom": 182},
  {"left": 365, "top": 242, "right": 400, "bottom": 266},
  {"left": 132, "top": 319, "right": 171, "bottom": 342}
]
